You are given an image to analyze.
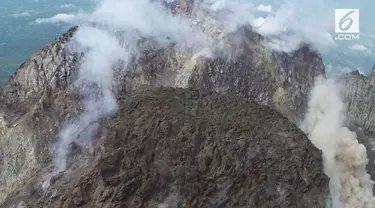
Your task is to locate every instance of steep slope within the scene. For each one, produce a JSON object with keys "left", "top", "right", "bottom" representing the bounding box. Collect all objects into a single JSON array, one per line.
[
  {"left": 0, "top": 27, "right": 79, "bottom": 203},
  {"left": 338, "top": 68, "right": 375, "bottom": 130},
  {"left": 124, "top": 26, "right": 325, "bottom": 124},
  {"left": 0, "top": 26, "right": 78, "bottom": 111},
  {"left": 1, "top": 87, "right": 328, "bottom": 208}
]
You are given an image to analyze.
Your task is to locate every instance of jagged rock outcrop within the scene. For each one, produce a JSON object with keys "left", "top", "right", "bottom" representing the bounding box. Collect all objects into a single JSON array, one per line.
[
  {"left": 0, "top": 26, "right": 78, "bottom": 111},
  {"left": 1, "top": 87, "right": 328, "bottom": 208}
]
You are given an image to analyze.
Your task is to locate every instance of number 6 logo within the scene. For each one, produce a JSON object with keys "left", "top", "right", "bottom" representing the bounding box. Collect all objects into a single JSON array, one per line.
[
  {"left": 339, "top": 11, "right": 355, "bottom": 31},
  {"left": 335, "top": 9, "right": 359, "bottom": 34}
]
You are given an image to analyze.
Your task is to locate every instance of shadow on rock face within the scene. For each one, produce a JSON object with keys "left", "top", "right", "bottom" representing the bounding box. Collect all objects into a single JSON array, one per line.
[{"left": 65, "top": 142, "right": 82, "bottom": 170}]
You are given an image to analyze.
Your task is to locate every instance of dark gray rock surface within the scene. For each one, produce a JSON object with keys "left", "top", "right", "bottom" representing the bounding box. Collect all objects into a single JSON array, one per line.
[
  {"left": 1, "top": 87, "right": 328, "bottom": 208},
  {"left": 338, "top": 68, "right": 375, "bottom": 131}
]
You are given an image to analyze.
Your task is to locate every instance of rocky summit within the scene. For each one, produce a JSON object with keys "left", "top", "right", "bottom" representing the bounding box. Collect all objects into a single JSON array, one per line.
[{"left": 0, "top": 0, "right": 374, "bottom": 207}]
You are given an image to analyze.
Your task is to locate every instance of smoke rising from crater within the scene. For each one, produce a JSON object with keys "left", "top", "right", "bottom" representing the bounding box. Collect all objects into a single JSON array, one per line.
[
  {"left": 301, "top": 77, "right": 375, "bottom": 208},
  {"left": 52, "top": 0, "right": 208, "bottom": 175},
  {"left": 51, "top": 0, "right": 293, "bottom": 175}
]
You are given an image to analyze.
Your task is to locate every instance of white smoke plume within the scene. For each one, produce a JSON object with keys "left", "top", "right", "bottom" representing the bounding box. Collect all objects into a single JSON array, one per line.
[
  {"left": 301, "top": 77, "right": 375, "bottom": 208},
  {"left": 200, "top": 0, "right": 256, "bottom": 33},
  {"left": 257, "top": 0, "right": 335, "bottom": 52},
  {"left": 157, "top": 193, "right": 180, "bottom": 208},
  {"left": 51, "top": 0, "right": 208, "bottom": 176},
  {"left": 197, "top": 0, "right": 335, "bottom": 53}
]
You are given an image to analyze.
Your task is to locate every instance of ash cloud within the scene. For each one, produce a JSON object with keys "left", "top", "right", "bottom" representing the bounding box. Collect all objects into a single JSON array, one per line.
[{"left": 301, "top": 77, "right": 375, "bottom": 208}]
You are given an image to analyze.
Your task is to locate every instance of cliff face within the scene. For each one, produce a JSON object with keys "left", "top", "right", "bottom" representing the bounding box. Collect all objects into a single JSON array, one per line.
[
  {"left": 122, "top": 26, "right": 325, "bottom": 124},
  {"left": 188, "top": 43, "right": 325, "bottom": 124},
  {"left": 338, "top": 68, "right": 375, "bottom": 130},
  {"left": 0, "top": 26, "right": 80, "bottom": 203},
  {"left": 0, "top": 27, "right": 78, "bottom": 111},
  {"left": 337, "top": 69, "right": 375, "bottom": 181}
]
